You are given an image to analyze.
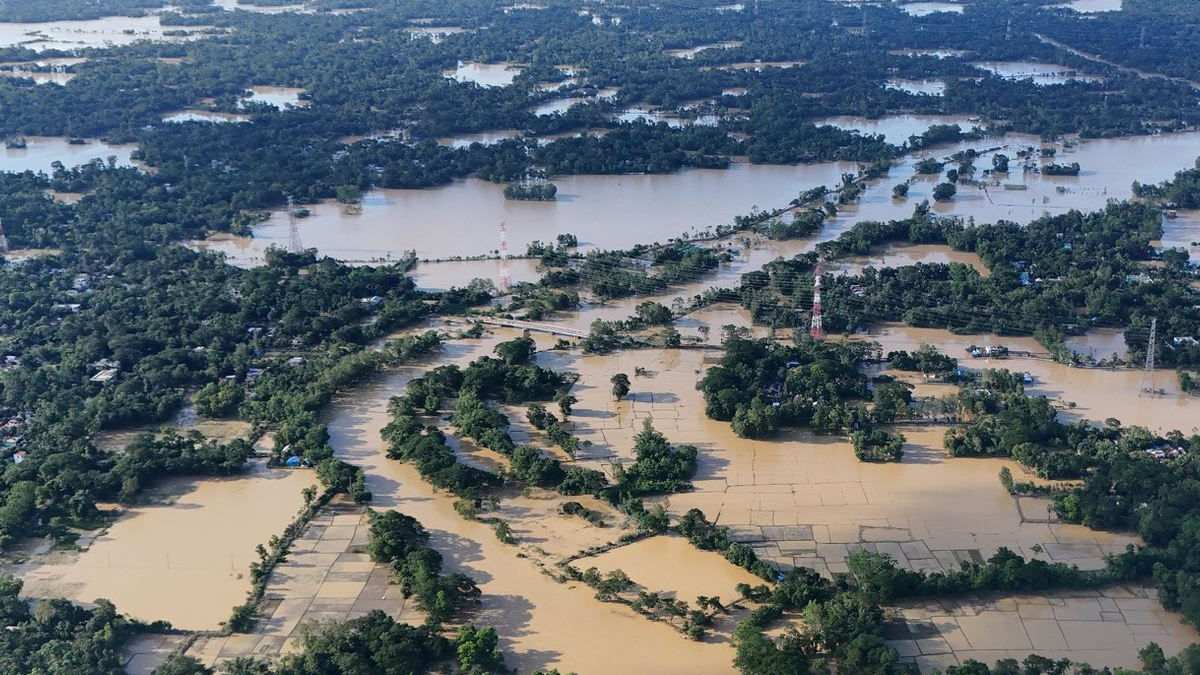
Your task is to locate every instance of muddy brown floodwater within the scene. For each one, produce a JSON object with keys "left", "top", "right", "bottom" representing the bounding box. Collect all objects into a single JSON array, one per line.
[
  {"left": 191, "top": 131, "right": 1200, "bottom": 297},
  {"left": 319, "top": 328, "right": 740, "bottom": 675},
  {"left": 0, "top": 136, "right": 134, "bottom": 174},
  {"left": 6, "top": 458, "right": 313, "bottom": 630}
]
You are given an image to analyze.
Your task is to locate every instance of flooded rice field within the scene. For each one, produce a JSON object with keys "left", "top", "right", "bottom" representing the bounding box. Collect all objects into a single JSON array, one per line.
[
  {"left": 6, "top": 458, "right": 313, "bottom": 630},
  {"left": 309, "top": 329, "right": 741, "bottom": 675},
  {"left": 579, "top": 534, "right": 763, "bottom": 603}
]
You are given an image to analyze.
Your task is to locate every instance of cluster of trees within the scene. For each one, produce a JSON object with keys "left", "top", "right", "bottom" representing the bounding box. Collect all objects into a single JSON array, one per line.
[
  {"left": 366, "top": 510, "right": 482, "bottom": 625},
  {"left": 736, "top": 199, "right": 1200, "bottom": 369},
  {"left": 157, "top": 610, "right": 514, "bottom": 675},
  {"left": 0, "top": 167, "right": 444, "bottom": 544},
  {"left": 1042, "top": 162, "right": 1082, "bottom": 176},
  {"left": 930, "top": 367, "right": 1200, "bottom": 627},
  {"left": 678, "top": 508, "right": 777, "bottom": 581},
  {"left": 846, "top": 548, "right": 1122, "bottom": 601},
  {"left": 503, "top": 182, "right": 558, "bottom": 201},
  {"left": 382, "top": 343, "right": 608, "bottom": 499},
  {"left": 0, "top": 574, "right": 149, "bottom": 675},
  {"left": 609, "top": 419, "right": 698, "bottom": 495},
  {"left": 1134, "top": 157, "right": 1200, "bottom": 208},
  {"left": 696, "top": 335, "right": 876, "bottom": 437},
  {"left": 851, "top": 429, "right": 905, "bottom": 463}
]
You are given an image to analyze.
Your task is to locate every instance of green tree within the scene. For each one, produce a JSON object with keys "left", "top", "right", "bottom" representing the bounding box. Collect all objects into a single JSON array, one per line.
[
  {"left": 932, "top": 182, "right": 957, "bottom": 202},
  {"left": 611, "top": 373, "right": 631, "bottom": 400}
]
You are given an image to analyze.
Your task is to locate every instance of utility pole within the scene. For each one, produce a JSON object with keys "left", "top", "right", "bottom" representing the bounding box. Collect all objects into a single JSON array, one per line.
[
  {"left": 810, "top": 266, "right": 825, "bottom": 341},
  {"left": 1140, "top": 317, "right": 1157, "bottom": 396}
]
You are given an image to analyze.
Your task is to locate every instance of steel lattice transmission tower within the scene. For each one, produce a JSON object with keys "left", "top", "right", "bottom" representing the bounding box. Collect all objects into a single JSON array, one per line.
[
  {"left": 810, "top": 265, "right": 825, "bottom": 340},
  {"left": 1140, "top": 317, "right": 1158, "bottom": 396},
  {"left": 0, "top": 214, "right": 8, "bottom": 255},
  {"left": 286, "top": 195, "right": 304, "bottom": 254},
  {"left": 498, "top": 221, "right": 512, "bottom": 292}
]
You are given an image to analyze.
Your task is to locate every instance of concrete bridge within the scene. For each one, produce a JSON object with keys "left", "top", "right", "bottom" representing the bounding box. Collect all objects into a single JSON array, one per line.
[{"left": 475, "top": 317, "right": 588, "bottom": 339}]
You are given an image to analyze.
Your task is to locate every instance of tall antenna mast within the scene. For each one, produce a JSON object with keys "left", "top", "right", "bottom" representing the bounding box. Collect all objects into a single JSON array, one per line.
[
  {"left": 286, "top": 195, "right": 304, "bottom": 254},
  {"left": 1140, "top": 317, "right": 1157, "bottom": 396},
  {"left": 810, "top": 266, "right": 825, "bottom": 340},
  {"left": 498, "top": 221, "right": 512, "bottom": 292},
  {"left": 0, "top": 214, "right": 9, "bottom": 255}
]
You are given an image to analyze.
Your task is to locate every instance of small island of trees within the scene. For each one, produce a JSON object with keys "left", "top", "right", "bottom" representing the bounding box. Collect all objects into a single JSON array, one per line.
[{"left": 503, "top": 182, "right": 558, "bottom": 201}]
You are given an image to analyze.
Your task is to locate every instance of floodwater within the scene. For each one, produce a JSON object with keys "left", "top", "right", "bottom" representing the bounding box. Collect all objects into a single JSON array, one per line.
[
  {"left": 1063, "top": 328, "right": 1128, "bottom": 361},
  {"left": 1055, "top": 0, "right": 1122, "bottom": 12},
  {"left": 321, "top": 331, "right": 740, "bottom": 675},
  {"left": 899, "top": 2, "right": 965, "bottom": 16},
  {"left": 532, "top": 97, "right": 585, "bottom": 116},
  {"left": 192, "top": 130, "right": 1200, "bottom": 276},
  {"left": 188, "top": 161, "right": 857, "bottom": 262},
  {"left": 831, "top": 243, "right": 989, "bottom": 276},
  {"left": 244, "top": 86, "right": 306, "bottom": 109},
  {"left": 444, "top": 61, "right": 522, "bottom": 88},
  {"left": 212, "top": 0, "right": 310, "bottom": 13},
  {"left": 0, "top": 63, "right": 74, "bottom": 85},
  {"left": 859, "top": 324, "right": 1200, "bottom": 432},
  {"left": 974, "top": 62, "right": 1103, "bottom": 85},
  {"left": 408, "top": 257, "right": 542, "bottom": 291},
  {"left": 886, "top": 78, "right": 946, "bottom": 96},
  {"left": 814, "top": 115, "right": 980, "bottom": 145},
  {"left": 404, "top": 26, "right": 467, "bottom": 43},
  {"left": 7, "top": 459, "right": 314, "bottom": 630},
  {"left": 0, "top": 136, "right": 134, "bottom": 173},
  {"left": 615, "top": 108, "right": 719, "bottom": 127},
  {"left": 664, "top": 41, "right": 744, "bottom": 59},
  {"left": 162, "top": 110, "right": 251, "bottom": 124},
  {"left": 0, "top": 15, "right": 215, "bottom": 51},
  {"left": 1160, "top": 209, "right": 1200, "bottom": 261},
  {"left": 710, "top": 60, "right": 804, "bottom": 71},
  {"left": 890, "top": 49, "right": 969, "bottom": 59},
  {"left": 841, "top": 131, "right": 1200, "bottom": 227},
  {"left": 580, "top": 534, "right": 763, "bottom": 603},
  {"left": 435, "top": 129, "right": 521, "bottom": 148}
]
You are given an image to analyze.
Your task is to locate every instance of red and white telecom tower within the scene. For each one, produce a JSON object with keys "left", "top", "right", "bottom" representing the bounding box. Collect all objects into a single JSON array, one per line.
[{"left": 810, "top": 265, "right": 825, "bottom": 340}]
